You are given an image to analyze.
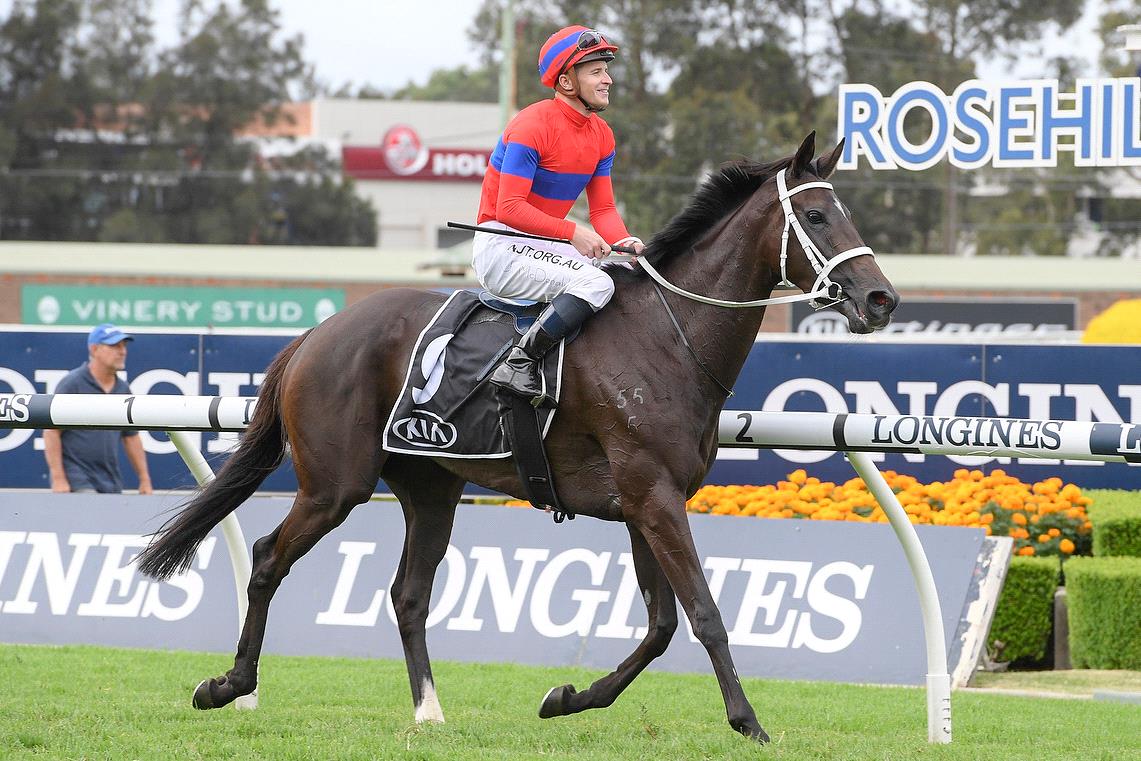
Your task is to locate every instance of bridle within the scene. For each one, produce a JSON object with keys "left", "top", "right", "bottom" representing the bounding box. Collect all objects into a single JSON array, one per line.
[
  {"left": 640, "top": 166, "right": 877, "bottom": 398},
  {"left": 638, "top": 168, "right": 876, "bottom": 310}
]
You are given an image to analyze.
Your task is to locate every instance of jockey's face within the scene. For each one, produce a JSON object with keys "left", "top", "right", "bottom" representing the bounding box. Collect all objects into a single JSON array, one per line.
[{"left": 572, "top": 61, "right": 611, "bottom": 110}]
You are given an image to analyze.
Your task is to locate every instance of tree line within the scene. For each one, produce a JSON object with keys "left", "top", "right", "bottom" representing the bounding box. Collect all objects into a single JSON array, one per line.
[
  {"left": 389, "top": 0, "right": 1140, "bottom": 256},
  {"left": 0, "top": 0, "right": 375, "bottom": 246},
  {"left": 3, "top": 0, "right": 1139, "bottom": 253}
]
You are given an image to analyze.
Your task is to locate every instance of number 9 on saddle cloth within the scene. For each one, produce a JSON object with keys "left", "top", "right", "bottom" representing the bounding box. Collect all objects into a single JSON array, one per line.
[{"left": 382, "top": 289, "right": 578, "bottom": 519}]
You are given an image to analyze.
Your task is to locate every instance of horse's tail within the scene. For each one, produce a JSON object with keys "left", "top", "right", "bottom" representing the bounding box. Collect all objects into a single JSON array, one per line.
[{"left": 136, "top": 331, "right": 310, "bottom": 581}]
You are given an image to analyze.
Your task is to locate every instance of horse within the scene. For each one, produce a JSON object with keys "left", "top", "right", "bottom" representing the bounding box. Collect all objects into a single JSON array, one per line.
[{"left": 137, "top": 131, "right": 898, "bottom": 743}]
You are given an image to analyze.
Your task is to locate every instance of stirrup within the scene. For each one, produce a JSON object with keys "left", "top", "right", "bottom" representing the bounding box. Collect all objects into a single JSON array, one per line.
[{"left": 531, "top": 390, "right": 557, "bottom": 409}]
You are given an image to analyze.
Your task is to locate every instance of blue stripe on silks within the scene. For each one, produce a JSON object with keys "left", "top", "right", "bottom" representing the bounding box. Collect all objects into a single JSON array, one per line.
[
  {"left": 539, "top": 33, "right": 580, "bottom": 77},
  {"left": 489, "top": 138, "right": 507, "bottom": 172},
  {"left": 498, "top": 142, "right": 541, "bottom": 178},
  {"left": 530, "top": 166, "right": 592, "bottom": 201},
  {"left": 594, "top": 150, "right": 615, "bottom": 176}
]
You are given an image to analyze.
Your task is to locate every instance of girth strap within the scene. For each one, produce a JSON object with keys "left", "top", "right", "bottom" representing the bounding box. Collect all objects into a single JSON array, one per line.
[{"left": 497, "top": 390, "right": 574, "bottom": 523}]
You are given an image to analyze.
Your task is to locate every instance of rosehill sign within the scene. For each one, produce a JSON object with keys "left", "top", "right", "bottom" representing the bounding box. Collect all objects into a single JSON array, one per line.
[{"left": 838, "top": 78, "right": 1141, "bottom": 170}]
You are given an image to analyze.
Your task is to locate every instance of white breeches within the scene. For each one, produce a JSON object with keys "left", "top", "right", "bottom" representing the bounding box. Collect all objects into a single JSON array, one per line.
[{"left": 471, "top": 222, "right": 615, "bottom": 310}]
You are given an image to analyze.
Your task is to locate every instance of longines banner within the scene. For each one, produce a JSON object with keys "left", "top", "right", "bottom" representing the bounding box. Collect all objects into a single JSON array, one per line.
[
  {"left": 790, "top": 297, "right": 1077, "bottom": 336},
  {"left": 0, "top": 329, "right": 1137, "bottom": 489},
  {"left": 0, "top": 494, "right": 995, "bottom": 686}
]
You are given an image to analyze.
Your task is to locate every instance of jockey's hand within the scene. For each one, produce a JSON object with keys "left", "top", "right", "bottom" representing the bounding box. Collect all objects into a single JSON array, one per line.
[{"left": 571, "top": 225, "right": 611, "bottom": 260}]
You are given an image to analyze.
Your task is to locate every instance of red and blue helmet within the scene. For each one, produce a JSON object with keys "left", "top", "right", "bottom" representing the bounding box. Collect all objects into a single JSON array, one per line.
[{"left": 538, "top": 26, "right": 618, "bottom": 88}]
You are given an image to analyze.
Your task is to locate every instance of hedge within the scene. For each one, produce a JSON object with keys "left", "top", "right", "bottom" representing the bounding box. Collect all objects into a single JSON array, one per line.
[
  {"left": 1065, "top": 556, "right": 1141, "bottom": 669},
  {"left": 987, "top": 555, "right": 1060, "bottom": 665},
  {"left": 1086, "top": 489, "right": 1141, "bottom": 557}
]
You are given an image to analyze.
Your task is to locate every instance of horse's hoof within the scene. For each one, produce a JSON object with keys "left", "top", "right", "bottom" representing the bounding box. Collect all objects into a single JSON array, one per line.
[
  {"left": 538, "top": 683, "right": 576, "bottom": 719},
  {"left": 733, "top": 720, "right": 770, "bottom": 744},
  {"left": 192, "top": 679, "right": 215, "bottom": 710}
]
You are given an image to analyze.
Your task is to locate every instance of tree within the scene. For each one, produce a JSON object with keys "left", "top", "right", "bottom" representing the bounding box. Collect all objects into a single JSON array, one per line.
[{"left": 0, "top": 0, "right": 375, "bottom": 246}]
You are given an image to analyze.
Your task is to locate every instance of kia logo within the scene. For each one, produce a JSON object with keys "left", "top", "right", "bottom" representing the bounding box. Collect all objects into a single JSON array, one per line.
[{"left": 392, "top": 410, "right": 458, "bottom": 449}]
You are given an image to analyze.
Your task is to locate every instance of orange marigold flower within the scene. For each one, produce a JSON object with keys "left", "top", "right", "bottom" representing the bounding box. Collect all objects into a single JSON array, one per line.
[
  {"left": 1048, "top": 528, "right": 1061, "bottom": 537},
  {"left": 1017, "top": 546, "right": 1036, "bottom": 556},
  {"left": 1011, "top": 512, "right": 1028, "bottom": 526},
  {"left": 1059, "top": 538, "right": 1075, "bottom": 554}
]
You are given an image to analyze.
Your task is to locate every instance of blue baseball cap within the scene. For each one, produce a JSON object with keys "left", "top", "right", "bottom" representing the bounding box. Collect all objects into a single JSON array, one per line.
[{"left": 87, "top": 323, "right": 134, "bottom": 346}]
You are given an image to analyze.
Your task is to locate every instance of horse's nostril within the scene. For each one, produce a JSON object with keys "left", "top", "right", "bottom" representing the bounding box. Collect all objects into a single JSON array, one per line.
[{"left": 868, "top": 290, "right": 897, "bottom": 314}]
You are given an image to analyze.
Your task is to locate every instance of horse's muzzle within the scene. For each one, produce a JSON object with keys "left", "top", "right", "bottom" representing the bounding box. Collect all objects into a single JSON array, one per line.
[{"left": 836, "top": 288, "right": 899, "bottom": 333}]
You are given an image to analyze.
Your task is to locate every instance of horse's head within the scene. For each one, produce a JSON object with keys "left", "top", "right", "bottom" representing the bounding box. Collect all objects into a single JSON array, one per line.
[{"left": 776, "top": 131, "right": 898, "bottom": 333}]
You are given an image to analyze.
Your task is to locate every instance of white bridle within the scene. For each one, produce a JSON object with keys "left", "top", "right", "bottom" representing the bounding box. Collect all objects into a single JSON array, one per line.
[{"left": 638, "top": 168, "right": 876, "bottom": 309}]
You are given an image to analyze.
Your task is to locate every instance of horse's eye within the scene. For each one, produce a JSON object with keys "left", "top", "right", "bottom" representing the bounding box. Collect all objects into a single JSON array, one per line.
[{"left": 806, "top": 210, "right": 825, "bottom": 224}]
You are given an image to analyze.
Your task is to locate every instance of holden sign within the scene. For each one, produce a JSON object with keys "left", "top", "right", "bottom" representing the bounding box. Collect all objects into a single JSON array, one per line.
[
  {"left": 381, "top": 125, "right": 429, "bottom": 176},
  {"left": 343, "top": 125, "right": 491, "bottom": 182}
]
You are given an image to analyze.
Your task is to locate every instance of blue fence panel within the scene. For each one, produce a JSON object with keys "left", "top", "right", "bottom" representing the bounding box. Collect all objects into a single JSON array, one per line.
[
  {"left": 1, "top": 330, "right": 1137, "bottom": 490},
  {"left": 199, "top": 333, "right": 298, "bottom": 492}
]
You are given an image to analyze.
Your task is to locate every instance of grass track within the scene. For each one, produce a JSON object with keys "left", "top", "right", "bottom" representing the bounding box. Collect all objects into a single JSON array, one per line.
[{"left": 1, "top": 644, "right": 1137, "bottom": 760}]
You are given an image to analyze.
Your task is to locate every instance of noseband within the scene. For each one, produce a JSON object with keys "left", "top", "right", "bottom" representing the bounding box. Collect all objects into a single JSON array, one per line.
[{"left": 638, "top": 168, "right": 876, "bottom": 309}]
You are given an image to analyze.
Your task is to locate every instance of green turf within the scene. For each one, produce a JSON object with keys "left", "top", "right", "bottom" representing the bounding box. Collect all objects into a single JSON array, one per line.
[
  {"left": 1, "top": 644, "right": 1138, "bottom": 760},
  {"left": 970, "top": 669, "right": 1141, "bottom": 695}
]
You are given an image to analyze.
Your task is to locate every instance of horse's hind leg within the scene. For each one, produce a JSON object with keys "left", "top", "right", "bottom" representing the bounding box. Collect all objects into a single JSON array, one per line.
[
  {"left": 191, "top": 483, "right": 374, "bottom": 709},
  {"left": 192, "top": 428, "right": 386, "bottom": 709},
  {"left": 539, "top": 524, "right": 678, "bottom": 718},
  {"left": 385, "top": 458, "right": 465, "bottom": 724}
]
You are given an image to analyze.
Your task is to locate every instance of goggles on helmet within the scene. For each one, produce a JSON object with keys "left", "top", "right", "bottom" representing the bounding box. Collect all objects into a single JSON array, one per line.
[{"left": 538, "top": 26, "right": 619, "bottom": 88}]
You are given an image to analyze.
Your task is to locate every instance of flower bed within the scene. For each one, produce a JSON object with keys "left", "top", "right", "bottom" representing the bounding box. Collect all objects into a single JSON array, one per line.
[{"left": 685, "top": 468, "right": 1093, "bottom": 557}]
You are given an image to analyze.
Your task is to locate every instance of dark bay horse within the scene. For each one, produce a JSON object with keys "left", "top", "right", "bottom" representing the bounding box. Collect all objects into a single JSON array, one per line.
[{"left": 137, "top": 131, "right": 898, "bottom": 743}]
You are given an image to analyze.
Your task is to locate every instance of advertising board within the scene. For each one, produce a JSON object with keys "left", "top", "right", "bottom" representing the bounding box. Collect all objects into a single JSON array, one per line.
[
  {"left": 0, "top": 329, "right": 1136, "bottom": 490},
  {"left": 0, "top": 493, "right": 998, "bottom": 686},
  {"left": 790, "top": 297, "right": 1077, "bottom": 337}
]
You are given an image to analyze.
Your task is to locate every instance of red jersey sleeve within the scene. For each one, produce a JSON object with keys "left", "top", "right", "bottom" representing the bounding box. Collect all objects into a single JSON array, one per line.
[
  {"left": 494, "top": 126, "right": 577, "bottom": 241},
  {"left": 585, "top": 123, "right": 631, "bottom": 244}
]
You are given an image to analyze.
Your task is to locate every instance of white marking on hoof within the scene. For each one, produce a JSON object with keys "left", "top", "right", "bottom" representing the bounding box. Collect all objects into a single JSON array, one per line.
[
  {"left": 414, "top": 679, "right": 445, "bottom": 724},
  {"left": 235, "top": 689, "right": 258, "bottom": 710}
]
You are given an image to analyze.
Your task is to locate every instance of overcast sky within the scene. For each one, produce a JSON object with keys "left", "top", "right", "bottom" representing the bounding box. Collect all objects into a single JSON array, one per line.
[
  {"left": 152, "top": 0, "right": 486, "bottom": 92},
  {"left": 151, "top": 0, "right": 1108, "bottom": 93},
  {"left": 0, "top": 0, "right": 1115, "bottom": 92}
]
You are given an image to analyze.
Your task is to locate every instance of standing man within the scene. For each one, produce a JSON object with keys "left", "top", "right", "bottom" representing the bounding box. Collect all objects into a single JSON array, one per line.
[
  {"left": 43, "top": 323, "right": 153, "bottom": 494},
  {"left": 473, "top": 25, "right": 645, "bottom": 408}
]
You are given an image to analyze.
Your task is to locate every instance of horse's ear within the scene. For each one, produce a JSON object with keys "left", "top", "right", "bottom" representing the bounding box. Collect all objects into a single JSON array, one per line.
[
  {"left": 813, "top": 138, "right": 845, "bottom": 180},
  {"left": 790, "top": 131, "right": 816, "bottom": 178}
]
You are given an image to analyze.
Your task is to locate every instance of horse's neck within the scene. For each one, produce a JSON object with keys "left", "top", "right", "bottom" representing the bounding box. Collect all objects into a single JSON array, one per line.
[{"left": 650, "top": 210, "right": 779, "bottom": 395}]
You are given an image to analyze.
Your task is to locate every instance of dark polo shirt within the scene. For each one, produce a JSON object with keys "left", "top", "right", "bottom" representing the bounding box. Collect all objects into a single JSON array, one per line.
[{"left": 55, "top": 364, "right": 137, "bottom": 493}]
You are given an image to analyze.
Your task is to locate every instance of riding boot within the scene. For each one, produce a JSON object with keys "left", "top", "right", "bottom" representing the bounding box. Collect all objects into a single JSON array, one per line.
[{"left": 490, "top": 293, "right": 595, "bottom": 408}]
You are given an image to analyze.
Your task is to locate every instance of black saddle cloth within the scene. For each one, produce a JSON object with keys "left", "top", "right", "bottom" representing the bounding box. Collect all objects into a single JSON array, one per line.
[{"left": 381, "top": 290, "right": 564, "bottom": 458}]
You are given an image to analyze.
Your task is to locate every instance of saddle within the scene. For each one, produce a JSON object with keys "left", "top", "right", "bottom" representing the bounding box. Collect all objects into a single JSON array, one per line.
[{"left": 381, "top": 289, "right": 575, "bottom": 521}]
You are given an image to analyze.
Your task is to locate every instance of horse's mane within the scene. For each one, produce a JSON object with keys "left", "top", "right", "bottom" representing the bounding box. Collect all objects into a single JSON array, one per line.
[{"left": 639, "top": 156, "right": 794, "bottom": 268}]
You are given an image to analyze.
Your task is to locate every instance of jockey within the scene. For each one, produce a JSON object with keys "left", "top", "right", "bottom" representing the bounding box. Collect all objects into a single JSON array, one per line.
[{"left": 472, "top": 25, "right": 645, "bottom": 408}]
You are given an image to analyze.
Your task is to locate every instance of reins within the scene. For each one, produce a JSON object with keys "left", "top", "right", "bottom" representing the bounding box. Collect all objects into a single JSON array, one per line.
[
  {"left": 650, "top": 281, "right": 736, "bottom": 398},
  {"left": 448, "top": 167, "right": 876, "bottom": 399},
  {"left": 637, "top": 167, "right": 877, "bottom": 397},
  {"left": 637, "top": 168, "right": 875, "bottom": 310}
]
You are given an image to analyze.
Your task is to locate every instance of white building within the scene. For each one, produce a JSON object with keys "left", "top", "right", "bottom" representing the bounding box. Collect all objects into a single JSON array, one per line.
[{"left": 268, "top": 98, "right": 502, "bottom": 250}]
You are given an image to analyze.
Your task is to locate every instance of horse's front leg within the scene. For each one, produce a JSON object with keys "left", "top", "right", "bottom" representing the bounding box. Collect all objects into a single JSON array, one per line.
[
  {"left": 539, "top": 523, "right": 678, "bottom": 718},
  {"left": 385, "top": 461, "right": 465, "bottom": 724},
  {"left": 627, "top": 482, "right": 769, "bottom": 743}
]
